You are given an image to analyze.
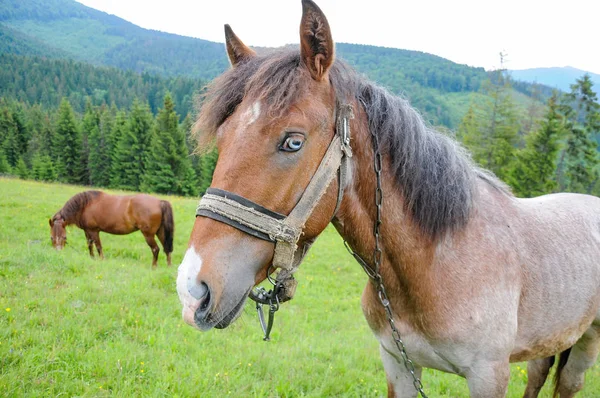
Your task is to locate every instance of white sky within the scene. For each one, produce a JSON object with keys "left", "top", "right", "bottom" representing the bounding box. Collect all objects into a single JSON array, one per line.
[{"left": 77, "top": 0, "right": 600, "bottom": 74}]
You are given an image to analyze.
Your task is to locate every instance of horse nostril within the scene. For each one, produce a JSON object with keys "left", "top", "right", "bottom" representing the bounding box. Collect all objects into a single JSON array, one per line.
[
  {"left": 188, "top": 280, "right": 209, "bottom": 301},
  {"left": 200, "top": 288, "right": 211, "bottom": 312}
]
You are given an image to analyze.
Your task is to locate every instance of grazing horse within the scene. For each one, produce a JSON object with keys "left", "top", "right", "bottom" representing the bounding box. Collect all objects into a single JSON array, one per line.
[
  {"left": 176, "top": 1, "right": 600, "bottom": 396},
  {"left": 50, "top": 190, "right": 174, "bottom": 267}
]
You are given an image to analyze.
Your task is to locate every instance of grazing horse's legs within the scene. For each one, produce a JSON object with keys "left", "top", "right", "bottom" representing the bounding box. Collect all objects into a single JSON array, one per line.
[
  {"left": 465, "top": 360, "right": 510, "bottom": 398},
  {"left": 555, "top": 325, "right": 600, "bottom": 397},
  {"left": 84, "top": 230, "right": 95, "bottom": 257},
  {"left": 156, "top": 228, "right": 172, "bottom": 266},
  {"left": 87, "top": 230, "right": 103, "bottom": 259},
  {"left": 523, "top": 357, "right": 555, "bottom": 398},
  {"left": 379, "top": 343, "right": 422, "bottom": 398},
  {"left": 142, "top": 231, "right": 160, "bottom": 268}
]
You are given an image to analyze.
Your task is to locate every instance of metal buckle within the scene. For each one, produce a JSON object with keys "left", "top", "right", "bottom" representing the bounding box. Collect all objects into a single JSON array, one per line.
[{"left": 253, "top": 283, "right": 282, "bottom": 341}]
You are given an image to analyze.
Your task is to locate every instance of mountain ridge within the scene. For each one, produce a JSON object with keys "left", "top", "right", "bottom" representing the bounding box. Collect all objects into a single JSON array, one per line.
[
  {"left": 509, "top": 66, "right": 600, "bottom": 92},
  {"left": 0, "top": 0, "right": 576, "bottom": 129}
]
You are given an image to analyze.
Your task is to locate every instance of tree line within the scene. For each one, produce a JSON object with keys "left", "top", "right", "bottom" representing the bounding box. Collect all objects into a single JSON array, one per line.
[
  {"left": 1, "top": 65, "right": 598, "bottom": 201},
  {"left": 458, "top": 71, "right": 600, "bottom": 198},
  {"left": 0, "top": 54, "right": 205, "bottom": 118},
  {"left": 0, "top": 94, "right": 217, "bottom": 196}
]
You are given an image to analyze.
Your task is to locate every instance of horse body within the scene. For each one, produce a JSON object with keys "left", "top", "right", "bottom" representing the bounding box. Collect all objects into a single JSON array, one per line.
[
  {"left": 50, "top": 191, "right": 174, "bottom": 267},
  {"left": 177, "top": 1, "right": 600, "bottom": 396},
  {"left": 511, "top": 194, "right": 600, "bottom": 360},
  {"left": 351, "top": 174, "right": 600, "bottom": 395},
  {"left": 80, "top": 193, "right": 160, "bottom": 235},
  {"left": 335, "top": 106, "right": 600, "bottom": 394}
]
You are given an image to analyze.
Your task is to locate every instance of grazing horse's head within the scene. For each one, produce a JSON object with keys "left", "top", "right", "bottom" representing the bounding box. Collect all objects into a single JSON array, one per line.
[
  {"left": 177, "top": 0, "right": 343, "bottom": 330},
  {"left": 49, "top": 216, "right": 67, "bottom": 250}
]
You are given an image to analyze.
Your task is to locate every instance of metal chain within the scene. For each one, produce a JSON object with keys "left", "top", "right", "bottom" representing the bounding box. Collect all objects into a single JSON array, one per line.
[{"left": 344, "top": 128, "right": 427, "bottom": 397}]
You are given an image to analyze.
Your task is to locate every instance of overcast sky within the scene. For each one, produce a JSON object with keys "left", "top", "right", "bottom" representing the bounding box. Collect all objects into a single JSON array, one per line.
[{"left": 77, "top": 0, "right": 599, "bottom": 74}]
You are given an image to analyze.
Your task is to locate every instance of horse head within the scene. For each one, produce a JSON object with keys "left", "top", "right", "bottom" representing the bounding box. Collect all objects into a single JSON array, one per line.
[
  {"left": 49, "top": 216, "right": 67, "bottom": 250},
  {"left": 177, "top": 0, "right": 344, "bottom": 331}
]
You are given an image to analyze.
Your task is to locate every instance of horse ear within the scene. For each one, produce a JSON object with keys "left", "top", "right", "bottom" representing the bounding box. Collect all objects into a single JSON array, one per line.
[
  {"left": 224, "top": 24, "right": 256, "bottom": 67},
  {"left": 299, "top": 0, "right": 335, "bottom": 81},
  {"left": 49, "top": 218, "right": 53, "bottom": 227}
]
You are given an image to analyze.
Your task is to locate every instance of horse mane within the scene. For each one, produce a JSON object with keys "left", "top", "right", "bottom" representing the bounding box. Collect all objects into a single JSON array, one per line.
[
  {"left": 193, "top": 49, "right": 511, "bottom": 240},
  {"left": 55, "top": 190, "right": 102, "bottom": 224}
]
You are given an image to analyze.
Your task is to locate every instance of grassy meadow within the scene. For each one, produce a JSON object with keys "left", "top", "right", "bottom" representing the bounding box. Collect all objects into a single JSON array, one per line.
[{"left": 1, "top": 177, "right": 599, "bottom": 397}]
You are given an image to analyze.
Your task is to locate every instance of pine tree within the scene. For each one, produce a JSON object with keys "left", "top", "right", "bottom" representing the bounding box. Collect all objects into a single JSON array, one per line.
[
  {"left": 564, "top": 126, "right": 598, "bottom": 193},
  {"left": 457, "top": 103, "right": 483, "bottom": 159},
  {"left": 54, "top": 98, "right": 82, "bottom": 184},
  {"left": 521, "top": 83, "right": 544, "bottom": 137},
  {"left": 199, "top": 147, "right": 218, "bottom": 195},
  {"left": 109, "top": 111, "right": 127, "bottom": 188},
  {"left": 32, "top": 153, "right": 57, "bottom": 181},
  {"left": 11, "top": 104, "right": 29, "bottom": 157},
  {"left": 0, "top": 152, "right": 10, "bottom": 174},
  {"left": 26, "top": 106, "right": 55, "bottom": 164},
  {"left": 141, "top": 94, "right": 196, "bottom": 195},
  {"left": 508, "top": 92, "right": 564, "bottom": 197},
  {"left": 459, "top": 55, "right": 520, "bottom": 181},
  {"left": 560, "top": 75, "right": 600, "bottom": 194},
  {"left": 15, "top": 157, "right": 29, "bottom": 179},
  {"left": 183, "top": 114, "right": 203, "bottom": 189},
  {"left": 87, "top": 106, "right": 112, "bottom": 187},
  {"left": 112, "top": 100, "right": 154, "bottom": 191},
  {"left": 0, "top": 107, "right": 20, "bottom": 167},
  {"left": 78, "top": 100, "right": 99, "bottom": 185}
]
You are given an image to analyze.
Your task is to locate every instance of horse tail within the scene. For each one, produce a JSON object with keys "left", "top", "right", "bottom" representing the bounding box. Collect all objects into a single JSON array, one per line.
[
  {"left": 553, "top": 347, "right": 572, "bottom": 398},
  {"left": 159, "top": 200, "right": 174, "bottom": 253}
]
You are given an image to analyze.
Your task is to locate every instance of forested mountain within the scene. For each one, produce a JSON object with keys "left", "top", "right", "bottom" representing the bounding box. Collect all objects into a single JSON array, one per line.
[
  {"left": 0, "top": 0, "right": 230, "bottom": 80},
  {"left": 1, "top": 0, "right": 599, "bottom": 205},
  {"left": 0, "top": 24, "right": 66, "bottom": 57},
  {"left": 0, "top": 53, "right": 205, "bottom": 117},
  {"left": 0, "top": 0, "right": 547, "bottom": 128},
  {"left": 510, "top": 67, "right": 600, "bottom": 92}
]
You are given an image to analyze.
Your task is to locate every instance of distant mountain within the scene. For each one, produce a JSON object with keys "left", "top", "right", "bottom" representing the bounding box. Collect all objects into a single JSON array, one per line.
[
  {"left": 0, "top": 0, "right": 550, "bottom": 129},
  {"left": 0, "top": 0, "right": 230, "bottom": 80},
  {"left": 509, "top": 67, "right": 600, "bottom": 92},
  {"left": 0, "top": 24, "right": 66, "bottom": 57}
]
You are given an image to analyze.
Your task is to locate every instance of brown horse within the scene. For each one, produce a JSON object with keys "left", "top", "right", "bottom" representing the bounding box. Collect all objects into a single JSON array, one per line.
[
  {"left": 50, "top": 190, "right": 174, "bottom": 267},
  {"left": 177, "top": 1, "right": 600, "bottom": 397}
]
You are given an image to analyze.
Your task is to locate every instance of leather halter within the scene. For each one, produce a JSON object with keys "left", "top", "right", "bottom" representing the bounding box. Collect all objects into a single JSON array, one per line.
[{"left": 196, "top": 102, "right": 353, "bottom": 272}]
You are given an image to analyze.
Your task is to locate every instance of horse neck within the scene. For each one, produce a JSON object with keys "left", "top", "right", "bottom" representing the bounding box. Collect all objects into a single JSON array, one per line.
[
  {"left": 333, "top": 107, "right": 436, "bottom": 310},
  {"left": 57, "top": 209, "right": 77, "bottom": 226},
  {"left": 58, "top": 197, "right": 88, "bottom": 226}
]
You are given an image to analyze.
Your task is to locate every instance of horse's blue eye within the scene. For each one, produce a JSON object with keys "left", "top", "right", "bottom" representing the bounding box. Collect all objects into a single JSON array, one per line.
[{"left": 281, "top": 134, "right": 304, "bottom": 152}]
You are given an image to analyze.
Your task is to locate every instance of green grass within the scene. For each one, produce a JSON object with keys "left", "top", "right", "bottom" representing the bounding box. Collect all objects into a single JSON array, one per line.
[{"left": 1, "top": 177, "right": 599, "bottom": 397}]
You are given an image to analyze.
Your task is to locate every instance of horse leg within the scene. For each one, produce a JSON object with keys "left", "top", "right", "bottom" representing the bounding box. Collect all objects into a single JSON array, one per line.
[
  {"left": 523, "top": 357, "right": 554, "bottom": 398},
  {"left": 156, "top": 228, "right": 172, "bottom": 267},
  {"left": 465, "top": 360, "right": 510, "bottom": 398},
  {"left": 379, "top": 343, "right": 422, "bottom": 398},
  {"left": 142, "top": 232, "right": 160, "bottom": 268},
  {"left": 554, "top": 325, "right": 600, "bottom": 397},
  {"left": 88, "top": 230, "right": 104, "bottom": 259},
  {"left": 84, "top": 230, "right": 94, "bottom": 258}
]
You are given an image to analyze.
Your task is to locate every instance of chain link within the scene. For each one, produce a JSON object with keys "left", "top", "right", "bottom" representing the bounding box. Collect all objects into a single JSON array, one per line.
[{"left": 344, "top": 128, "right": 427, "bottom": 397}]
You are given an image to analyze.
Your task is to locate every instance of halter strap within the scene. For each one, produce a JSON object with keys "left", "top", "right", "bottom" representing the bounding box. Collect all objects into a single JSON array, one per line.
[{"left": 195, "top": 102, "right": 353, "bottom": 271}]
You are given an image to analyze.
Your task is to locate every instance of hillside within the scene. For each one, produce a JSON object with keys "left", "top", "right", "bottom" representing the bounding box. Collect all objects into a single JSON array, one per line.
[
  {"left": 0, "top": 0, "right": 498, "bottom": 127},
  {"left": 0, "top": 0, "right": 557, "bottom": 129},
  {"left": 0, "top": 23, "right": 66, "bottom": 57},
  {"left": 0, "top": 0, "right": 230, "bottom": 80},
  {"left": 509, "top": 66, "right": 600, "bottom": 92},
  {"left": 0, "top": 53, "right": 205, "bottom": 116}
]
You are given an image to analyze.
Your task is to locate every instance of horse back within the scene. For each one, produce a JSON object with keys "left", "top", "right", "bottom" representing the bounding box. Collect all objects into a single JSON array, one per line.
[{"left": 80, "top": 193, "right": 162, "bottom": 235}]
